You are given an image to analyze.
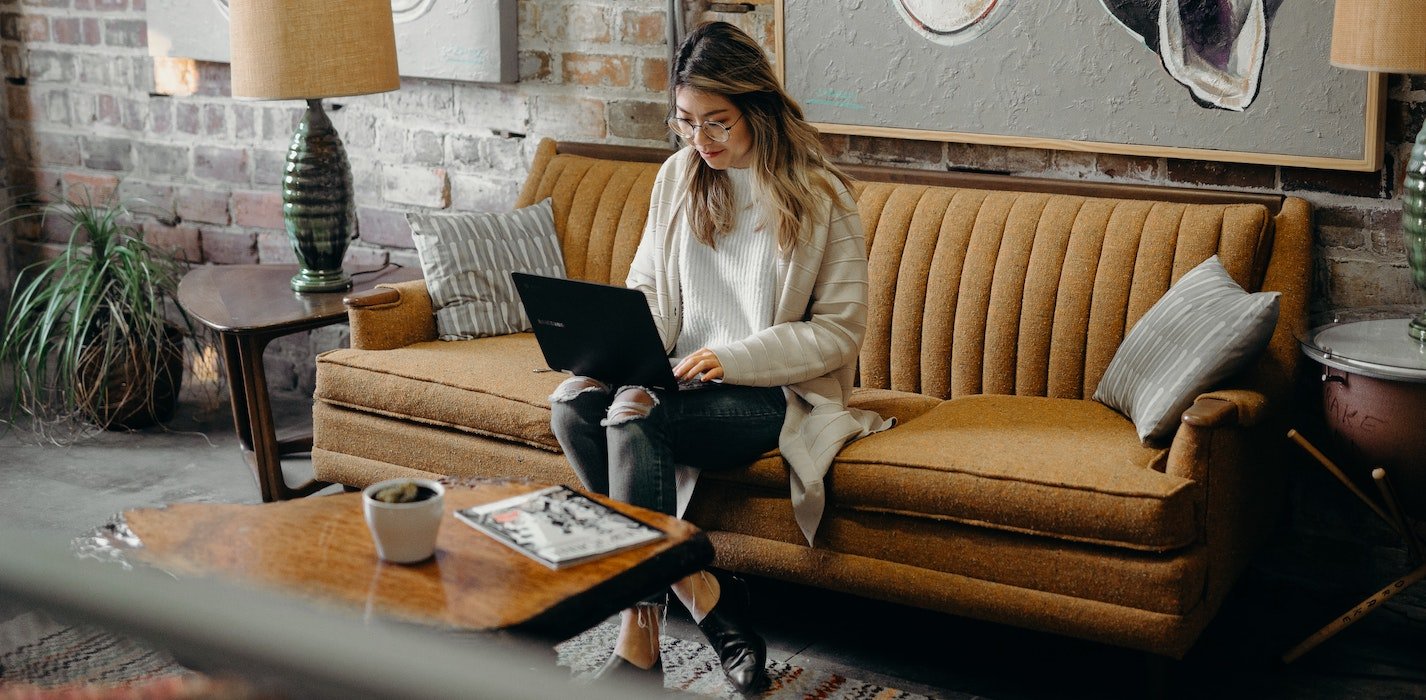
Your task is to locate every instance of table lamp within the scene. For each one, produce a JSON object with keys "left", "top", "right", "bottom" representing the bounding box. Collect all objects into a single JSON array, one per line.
[
  {"left": 1331, "top": 0, "right": 1426, "bottom": 341},
  {"left": 229, "top": 0, "right": 399, "bottom": 293}
]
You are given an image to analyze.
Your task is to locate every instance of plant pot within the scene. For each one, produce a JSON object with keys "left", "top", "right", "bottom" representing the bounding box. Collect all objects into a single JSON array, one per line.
[{"left": 79, "top": 325, "right": 185, "bottom": 430}]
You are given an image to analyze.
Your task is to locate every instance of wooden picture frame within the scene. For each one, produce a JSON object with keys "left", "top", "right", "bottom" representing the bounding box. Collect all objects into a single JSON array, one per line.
[{"left": 774, "top": 1, "right": 1385, "bottom": 172}]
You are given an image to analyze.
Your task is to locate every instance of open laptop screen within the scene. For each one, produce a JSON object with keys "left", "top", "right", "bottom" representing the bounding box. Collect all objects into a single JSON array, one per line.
[{"left": 511, "top": 272, "right": 682, "bottom": 391}]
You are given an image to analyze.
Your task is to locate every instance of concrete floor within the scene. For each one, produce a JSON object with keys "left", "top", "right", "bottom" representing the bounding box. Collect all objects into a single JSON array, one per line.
[{"left": 2, "top": 389, "right": 1424, "bottom": 699}]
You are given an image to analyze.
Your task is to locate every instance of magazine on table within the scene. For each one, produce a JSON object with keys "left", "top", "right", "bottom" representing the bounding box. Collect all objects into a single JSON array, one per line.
[{"left": 454, "top": 485, "right": 665, "bottom": 569}]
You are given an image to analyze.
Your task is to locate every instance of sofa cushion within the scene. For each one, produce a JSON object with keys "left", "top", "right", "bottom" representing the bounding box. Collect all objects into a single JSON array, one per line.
[
  {"left": 700, "top": 388, "right": 944, "bottom": 492},
  {"left": 316, "top": 333, "right": 565, "bottom": 451},
  {"left": 408, "top": 199, "right": 566, "bottom": 340},
  {"left": 831, "top": 394, "right": 1196, "bottom": 551},
  {"left": 706, "top": 394, "right": 1191, "bottom": 551},
  {"left": 319, "top": 344, "right": 942, "bottom": 464}
]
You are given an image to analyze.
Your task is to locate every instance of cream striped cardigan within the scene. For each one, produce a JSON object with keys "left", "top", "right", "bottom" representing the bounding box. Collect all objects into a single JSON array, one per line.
[{"left": 627, "top": 147, "right": 893, "bottom": 545}]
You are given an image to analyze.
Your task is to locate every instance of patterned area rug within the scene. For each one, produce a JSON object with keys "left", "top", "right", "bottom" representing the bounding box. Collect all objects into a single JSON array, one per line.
[
  {"left": 0, "top": 611, "right": 254, "bottom": 699},
  {"left": 556, "top": 620, "right": 935, "bottom": 699},
  {"left": 0, "top": 611, "right": 934, "bottom": 699},
  {"left": 0, "top": 612, "right": 189, "bottom": 688}
]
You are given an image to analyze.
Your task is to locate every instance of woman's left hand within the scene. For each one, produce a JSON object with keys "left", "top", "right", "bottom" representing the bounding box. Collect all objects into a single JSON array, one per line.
[{"left": 674, "top": 348, "right": 724, "bottom": 382}]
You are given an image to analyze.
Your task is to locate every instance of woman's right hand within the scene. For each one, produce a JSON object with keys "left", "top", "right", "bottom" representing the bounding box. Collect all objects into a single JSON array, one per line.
[{"left": 674, "top": 348, "right": 725, "bottom": 382}]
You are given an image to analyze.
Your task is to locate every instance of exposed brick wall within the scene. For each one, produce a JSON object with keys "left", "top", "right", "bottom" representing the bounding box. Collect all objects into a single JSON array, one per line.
[
  {"left": 0, "top": 67, "right": 8, "bottom": 300},
  {"left": 0, "top": 0, "right": 676, "bottom": 394}
]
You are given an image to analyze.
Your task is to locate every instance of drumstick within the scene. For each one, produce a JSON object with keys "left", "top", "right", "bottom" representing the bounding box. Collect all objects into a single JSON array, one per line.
[
  {"left": 1287, "top": 430, "right": 1397, "bottom": 533},
  {"left": 1373, "top": 468, "right": 1422, "bottom": 562},
  {"left": 1282, "top": 562, "right": 1426, "bottom": 663}
]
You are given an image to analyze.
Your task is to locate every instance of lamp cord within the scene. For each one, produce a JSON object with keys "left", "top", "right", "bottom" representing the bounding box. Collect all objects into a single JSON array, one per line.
[{"left": 350, "top": 262, "right": 403, "bottom": 280}]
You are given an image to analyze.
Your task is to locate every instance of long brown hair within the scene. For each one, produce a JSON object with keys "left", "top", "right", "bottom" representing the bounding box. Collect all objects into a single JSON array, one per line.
[{"left": 671, "top": 21, "right": 854, "bottom": 251}]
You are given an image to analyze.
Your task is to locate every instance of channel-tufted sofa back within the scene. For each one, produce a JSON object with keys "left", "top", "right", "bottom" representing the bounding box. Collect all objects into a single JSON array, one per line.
[
  {"left": 515, "top": 139, "right": 1311, "bottom": 406},
  {"left": 515, "top": 143, "right": 662, "bottom": 287},
  {"left": 856, "top": 184, "right": 1278, "bottom": 401}
]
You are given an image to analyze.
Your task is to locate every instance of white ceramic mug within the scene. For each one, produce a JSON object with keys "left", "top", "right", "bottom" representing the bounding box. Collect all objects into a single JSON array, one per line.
[{"left": 362, "top": 478, "right": 445, "bottom": 564}]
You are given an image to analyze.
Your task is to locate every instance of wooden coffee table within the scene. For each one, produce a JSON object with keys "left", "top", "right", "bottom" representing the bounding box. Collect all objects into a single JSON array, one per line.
[{"left": 105, "top": 481, "right": 713, "bottom": 641}]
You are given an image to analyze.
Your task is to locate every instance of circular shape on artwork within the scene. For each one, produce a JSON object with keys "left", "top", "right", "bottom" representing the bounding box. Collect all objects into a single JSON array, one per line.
[
  {"left": 893, "top": 0, "right": 1015, "bottom": 46},
  {"left": 390, "top": 0, "right": 437, "bottom": 24}
]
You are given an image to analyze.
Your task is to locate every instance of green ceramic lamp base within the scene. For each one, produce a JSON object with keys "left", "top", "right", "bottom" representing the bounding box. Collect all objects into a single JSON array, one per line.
[
  {"left": 284, "top": 98, "right": 357, "bottom": 295},
  {"left": 1401, "top": 121, "right": 1426, "bottom": 342},
  {"left": 290, "top": 268, "right": 352, "bottom": 293}
]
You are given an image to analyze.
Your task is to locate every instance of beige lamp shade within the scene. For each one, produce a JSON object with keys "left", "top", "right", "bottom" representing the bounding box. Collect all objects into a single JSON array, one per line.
[
  {"left": 230, "top": 0, "right": 400, "bottom": 100},
  {"left": 1331, "top": 0, "right": 1426, "bottom": 73}
]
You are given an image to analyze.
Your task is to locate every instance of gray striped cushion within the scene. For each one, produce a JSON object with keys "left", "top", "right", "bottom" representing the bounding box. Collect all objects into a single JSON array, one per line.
[
  {"left": 408, "top": 198, "right": 565, "bottom": 340},
  {"left": 1093, "top": 255, "right": 1279, "bottom": 443}
]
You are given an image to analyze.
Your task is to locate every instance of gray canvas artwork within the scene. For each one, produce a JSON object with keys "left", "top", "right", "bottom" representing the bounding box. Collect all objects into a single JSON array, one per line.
[
  {"left": 146, "top": 0, "right": 516, "bottom": 84},
  {"left": 785, "top": 0, "right": 1367, "bottom": 163}
]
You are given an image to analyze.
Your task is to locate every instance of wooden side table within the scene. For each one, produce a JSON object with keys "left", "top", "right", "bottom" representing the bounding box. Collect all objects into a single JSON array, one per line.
[
  {"left": 177, "top": 264, "right": 422, "bottom": 502},
  {"left": 1284, "top": 307, "right": 1426, "bottom": 662}
]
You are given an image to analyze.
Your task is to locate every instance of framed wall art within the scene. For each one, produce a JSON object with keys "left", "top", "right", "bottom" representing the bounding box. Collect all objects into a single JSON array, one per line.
[
  {"left": 147, "top": 0, "right": 517, "bottom": 83},
  {"left": 775, "top": 0, "right": 1384, "bottom": 171}
]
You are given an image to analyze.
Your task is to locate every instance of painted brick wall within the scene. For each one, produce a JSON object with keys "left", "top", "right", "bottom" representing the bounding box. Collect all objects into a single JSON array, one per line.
[
  {"left": 0, "top": 0, "right": 1420, "bottom": 607},
  {"left": 0, "top": 0, "right": 677, "bottom": 394},
  {"left": 0, "top": 58, "right": 9, "bottom": 297}
]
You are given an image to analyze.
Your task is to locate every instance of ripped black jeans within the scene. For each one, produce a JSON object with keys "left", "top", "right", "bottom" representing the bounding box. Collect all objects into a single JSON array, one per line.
[{"left": 548, "top": 377, "right": 785, "bottom": 517}]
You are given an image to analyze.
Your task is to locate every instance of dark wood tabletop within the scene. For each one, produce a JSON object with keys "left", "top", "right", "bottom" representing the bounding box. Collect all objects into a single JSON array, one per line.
[
  {"left": 115, "top": 482, "right": 713, "bottom": 640},
  {"left": 176, "top": 263, "right": 422, "bottom": 335},
  {"left": 174, "top": 263, "right": 424, "bottom": 502}
]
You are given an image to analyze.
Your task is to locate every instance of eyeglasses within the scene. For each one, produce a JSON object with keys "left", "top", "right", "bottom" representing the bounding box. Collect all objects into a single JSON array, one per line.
[{"left": 667, "top": 114, "right": 742, "bottom": 143}]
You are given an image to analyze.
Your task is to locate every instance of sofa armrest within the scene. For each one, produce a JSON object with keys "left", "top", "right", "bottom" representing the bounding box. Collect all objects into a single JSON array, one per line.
[
  {"left": 1180, "top": 389, "right": 1269, "bottom": 429},
  {"left": 343, "top": 279, "right": 438, "bottom": 351},
  {"left": 346, "top": 287, "right": 402, "bottom": 308},
  {"left": 1166, "top": 388, "right": 1269, "bottom": 483},
  {"left": 1180, "top": 397, "right": 1235, "bottom": 428},
  {"left": 1165, "top": 390, "right": 1285, "bottom": 612}
]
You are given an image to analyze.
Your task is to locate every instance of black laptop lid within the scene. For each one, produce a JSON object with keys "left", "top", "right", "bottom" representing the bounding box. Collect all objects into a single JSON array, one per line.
[{"left": 511, "top": 272, "right": 679, "bottom": 390}]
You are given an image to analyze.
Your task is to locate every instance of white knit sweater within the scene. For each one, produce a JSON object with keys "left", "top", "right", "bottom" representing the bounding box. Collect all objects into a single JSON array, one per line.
[
  {"left": 627, "top": 147, "right": 893, "bottom": 545},
  {"left": 674, "top": 167, "right": 778, "bottom": 360}
]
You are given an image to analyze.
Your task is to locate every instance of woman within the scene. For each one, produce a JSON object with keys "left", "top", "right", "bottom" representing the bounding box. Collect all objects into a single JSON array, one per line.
[{"left": 549, "top": 21, "right": 892, "bottom": 694}]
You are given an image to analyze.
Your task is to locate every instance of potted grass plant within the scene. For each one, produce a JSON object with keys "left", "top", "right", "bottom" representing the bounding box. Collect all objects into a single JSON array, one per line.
[{"left": 1, "top": 190, "right": 198, "bottom": 439}]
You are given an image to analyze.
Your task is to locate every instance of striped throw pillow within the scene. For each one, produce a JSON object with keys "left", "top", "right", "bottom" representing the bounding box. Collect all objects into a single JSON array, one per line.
[
  {"left": 408, "top": 198, "right": 565, "bottom": 340},
  {"left": 1093, "top": 255, "right": 1279, "bottom": 443}
]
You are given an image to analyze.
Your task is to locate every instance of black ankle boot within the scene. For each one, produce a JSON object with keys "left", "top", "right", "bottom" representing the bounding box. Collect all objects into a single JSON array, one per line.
[{"left": 696, "top": 572, "right": 769, "bottom": 695}]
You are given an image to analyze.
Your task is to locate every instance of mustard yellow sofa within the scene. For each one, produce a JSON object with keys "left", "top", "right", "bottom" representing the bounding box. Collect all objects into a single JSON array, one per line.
[{"left": 312, "top": 139, "right": 1312, "bottom": 658}]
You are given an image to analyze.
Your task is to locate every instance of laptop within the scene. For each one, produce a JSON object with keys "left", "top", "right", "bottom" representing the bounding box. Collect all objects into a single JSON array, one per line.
[{"left": 511, "top": 272, "right": 714, "bottom": 392}]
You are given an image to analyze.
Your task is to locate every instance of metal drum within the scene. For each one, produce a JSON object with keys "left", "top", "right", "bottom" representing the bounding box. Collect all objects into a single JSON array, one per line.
[{"left": 1300, "top": 309, "right": 1426, "bottom": 517}]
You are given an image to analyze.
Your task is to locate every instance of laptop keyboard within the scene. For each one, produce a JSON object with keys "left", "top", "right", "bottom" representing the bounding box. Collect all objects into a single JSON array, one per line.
[{"left": 676, "top": 376, "right": 718, "bottom": 392}]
